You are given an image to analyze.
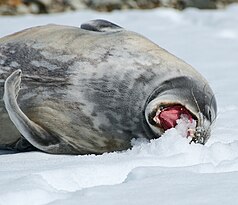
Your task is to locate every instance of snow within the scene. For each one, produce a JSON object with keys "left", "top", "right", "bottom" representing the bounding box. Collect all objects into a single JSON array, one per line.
[{"left": 1, "top": 4, "right": 238, "bottom": 205}]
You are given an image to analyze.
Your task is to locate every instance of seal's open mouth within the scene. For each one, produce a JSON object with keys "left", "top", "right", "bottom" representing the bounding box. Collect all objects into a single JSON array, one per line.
[{"left": 153, "top": 105, "right": 194, "bottom": 130}]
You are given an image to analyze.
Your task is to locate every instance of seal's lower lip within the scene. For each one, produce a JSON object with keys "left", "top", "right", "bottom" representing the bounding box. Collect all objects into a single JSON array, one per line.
[{"left": 153, "top": 105, "right": 194, "bottom": 130}]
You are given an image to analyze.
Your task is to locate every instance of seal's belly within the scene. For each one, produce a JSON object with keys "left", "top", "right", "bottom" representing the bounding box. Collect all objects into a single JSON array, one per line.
[{"left": 15, "top": 82, "right": 134, "bottom": 153}]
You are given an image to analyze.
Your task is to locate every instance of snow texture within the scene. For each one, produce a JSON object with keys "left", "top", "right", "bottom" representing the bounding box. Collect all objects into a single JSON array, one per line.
[{"left": 0, "top": 4, "right": 238, "bottom": 205}]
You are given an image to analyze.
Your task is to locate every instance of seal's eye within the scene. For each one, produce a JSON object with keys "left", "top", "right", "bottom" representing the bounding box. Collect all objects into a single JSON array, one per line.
[{"left": 152, "top": 105, "right": 194, "bottom": 130}]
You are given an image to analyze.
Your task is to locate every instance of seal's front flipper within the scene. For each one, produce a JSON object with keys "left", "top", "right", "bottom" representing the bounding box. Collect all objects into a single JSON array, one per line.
[
  {"left": 11, "top": 137, "right": 38, "bottom": 152},
  {"left": 3, "top": 69, "right": 65, "bottom": 154},
  {"left": 80, "top": 19, "right": 123, "bottom": 32}
]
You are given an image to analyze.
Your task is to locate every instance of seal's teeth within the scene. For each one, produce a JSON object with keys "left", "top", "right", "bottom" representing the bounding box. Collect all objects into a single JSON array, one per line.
[
  {"left": 153, "top": 115, "right": 160, "bottom": 124},
  {"left": 187, "top": 128, "right": 195, "bottom": 138}
]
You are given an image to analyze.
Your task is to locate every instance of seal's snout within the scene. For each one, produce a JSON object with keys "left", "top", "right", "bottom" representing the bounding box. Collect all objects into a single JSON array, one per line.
[
  {"left": 146, "top": 103, "right": 212, "bottom": 145},
  {"left": 188, "top": 112, "right": 211, "bottom": 145}
]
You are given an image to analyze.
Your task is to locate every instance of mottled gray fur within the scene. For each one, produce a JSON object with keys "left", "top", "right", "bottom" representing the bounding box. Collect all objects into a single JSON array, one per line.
[{"left": 0, "top": 20, "right": 217, "bottom": 154}]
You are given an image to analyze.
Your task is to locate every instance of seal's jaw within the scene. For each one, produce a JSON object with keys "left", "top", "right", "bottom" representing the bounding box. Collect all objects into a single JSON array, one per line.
[{"left": 145, "top": 101, "right": 211, "bottom": 144}]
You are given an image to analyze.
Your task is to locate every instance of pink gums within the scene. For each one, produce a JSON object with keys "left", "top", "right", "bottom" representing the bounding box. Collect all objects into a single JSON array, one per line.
[{"left": 155, "top": 105, "right": 193, "bottom": 130}]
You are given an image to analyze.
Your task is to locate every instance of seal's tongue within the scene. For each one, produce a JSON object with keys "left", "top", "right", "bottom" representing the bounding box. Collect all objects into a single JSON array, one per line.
[{"left": 155, "top": 105, "right": 193, "bottom": 130}]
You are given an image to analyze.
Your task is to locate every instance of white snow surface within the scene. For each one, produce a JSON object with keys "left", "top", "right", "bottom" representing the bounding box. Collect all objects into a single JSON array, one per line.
[{"left": 1, "top": 4, "right": 238, "bottom": 205}]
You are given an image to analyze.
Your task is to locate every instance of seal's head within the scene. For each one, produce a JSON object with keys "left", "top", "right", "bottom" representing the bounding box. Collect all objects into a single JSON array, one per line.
[{"left": 144, "top": 76, "right": 217, "bottom": 144}]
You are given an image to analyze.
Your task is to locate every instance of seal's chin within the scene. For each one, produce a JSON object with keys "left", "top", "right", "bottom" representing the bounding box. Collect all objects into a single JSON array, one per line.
[{"left": 152, "top": 105, "right": 195, "bottom": 131}]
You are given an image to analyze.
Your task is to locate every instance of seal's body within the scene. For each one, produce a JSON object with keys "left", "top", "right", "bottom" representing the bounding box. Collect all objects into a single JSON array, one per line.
[{"left": 0, "top": 20, "right": 217, "bottom": 154}]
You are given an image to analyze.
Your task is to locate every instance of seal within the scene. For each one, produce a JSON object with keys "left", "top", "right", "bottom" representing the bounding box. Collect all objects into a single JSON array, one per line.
[{"left": 0, "top": 20, "right": 217, "bottom": 154}]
